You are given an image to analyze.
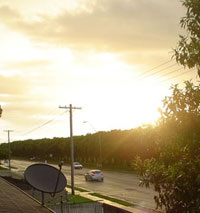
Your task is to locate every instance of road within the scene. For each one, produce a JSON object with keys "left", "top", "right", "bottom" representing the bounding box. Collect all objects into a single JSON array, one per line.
[{"left": 11, "top": 159, "right": 157, "bottom": 210}]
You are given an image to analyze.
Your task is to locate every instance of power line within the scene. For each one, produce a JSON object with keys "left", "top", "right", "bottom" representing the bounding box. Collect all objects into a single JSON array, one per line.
[
  {"left": 160, "top": 68, "right": 195, "bottom": 83},
  {"left": 131, "top": 59, "right": 196, "bottom": 88},
  {"left": 153, "top": 67, "right": 183, "bottom": 80},
  {"left": 10, "top": 108, "right": 61, "bottom": 135},
  {"left": 137, "top": 59, "right": 173, "bottom": 77},
  {"left": 137, "top": 62, "right": 178, "bottom": 81},
  {"left": 28, "top": 108, "right": 61, "bottom": 127},
  {"left": 22, "top": 110, "right": 68, "bottom": 136},
  {"left": 133, "top": 57, "right": 195, "bottom": 84}
]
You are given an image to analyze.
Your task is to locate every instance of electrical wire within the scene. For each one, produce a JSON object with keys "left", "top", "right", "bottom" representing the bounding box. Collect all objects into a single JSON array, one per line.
[
  {"left": 137, "top": 62, "right": 178, "bottom": 81},
  {"left": 156, "top": 67, "right": 183, "bottom": 79},
  {"left": 160, "top": 68, "right": 195, "bottom": 83},
  {"left": 14, "top": 108, "right": 61, "bottom": 135},
  {"left": 22, "top": 110, "right": 68, "bottom": 136},
  {"left": 11, "top": 60, "right": 198, "bottom": 139},
  {"left": 133, "top": 57, "right": 196, "bottom": 84},
  {"left": 145, "top": 67, "right": 184, "bottom": 82},
  {"left": 136, "top": 59, "right": 173, "bottom": 79}
]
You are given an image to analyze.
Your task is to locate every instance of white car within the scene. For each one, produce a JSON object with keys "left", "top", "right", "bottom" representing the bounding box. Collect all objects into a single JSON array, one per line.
[
  {"left": 85, "top": 170, "right": 104, "bottom": 181},
  {"left": 73, "top": 162, "right": 83, "bottom": 169},
  {"left": 30, "top": 156, "right": 35, "bottom": 160}
]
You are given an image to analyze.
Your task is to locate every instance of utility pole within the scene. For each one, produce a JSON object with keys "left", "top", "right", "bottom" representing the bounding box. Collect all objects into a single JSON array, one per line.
[
  {"left": 59, "top": 104, "right": 81, "bottom": 195},
  {"left": 0, "top": 105, "right": 2, "bottom": 118},
  {"left": 0, "top": 106, "right": 2, "bottom": 144},
  {"left": 4, "top": 130, "right": 13, "bottom": 171}
]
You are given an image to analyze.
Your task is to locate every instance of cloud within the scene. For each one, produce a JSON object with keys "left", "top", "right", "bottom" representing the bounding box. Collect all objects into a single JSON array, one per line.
[
  {"left": 0, "top": 0, "right": 184, "bottom": 52},
  {"left": 0, "top": 59, "right": 54, "bottom": 97},
  {"left": 0, "top": 75, "right": 30, "bottom": 95},
  {"left": 2, "top": 59, "right": 51, "bottom": 70},
  {"left": 0, "top": 5, "right": 20, "bottom": 21},
  {"left": 0, "top": 74, "right": 48, "bottom": 130},
  {"left": 0, "top": 97, "right": 61, "bottom": 135}
]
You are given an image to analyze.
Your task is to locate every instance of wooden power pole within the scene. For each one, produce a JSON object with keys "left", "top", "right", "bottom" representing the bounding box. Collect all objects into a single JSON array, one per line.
[
  {"left": 59, "top": 104, "right": 81, "bottom": 195},
  {"left": 4, "top": 130, "right": 14, "bottom": 171}
]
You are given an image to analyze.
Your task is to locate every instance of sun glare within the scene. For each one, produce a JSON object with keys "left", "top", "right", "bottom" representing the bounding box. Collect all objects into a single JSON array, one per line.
[{"left": 53, "top": 52, "right": 164, "bottom": 133}]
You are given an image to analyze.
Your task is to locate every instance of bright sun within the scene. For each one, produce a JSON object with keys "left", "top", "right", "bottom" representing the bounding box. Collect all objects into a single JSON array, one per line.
[{"left": 57, "top": 52, "right": 165, "bottom": 133}]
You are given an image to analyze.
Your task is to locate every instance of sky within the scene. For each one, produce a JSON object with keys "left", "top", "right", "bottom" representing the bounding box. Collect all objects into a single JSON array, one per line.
[{"left": 0, "top": 0, "right": 198, "bottom": 143}]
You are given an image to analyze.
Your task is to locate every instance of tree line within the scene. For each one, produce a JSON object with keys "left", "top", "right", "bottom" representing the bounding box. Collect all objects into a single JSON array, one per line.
[
  {"left": 0, "top": 126, "right": 158, "bottom": 170},
  {"left": 0, "top": 0, "right": 199, "bottom": 211}
]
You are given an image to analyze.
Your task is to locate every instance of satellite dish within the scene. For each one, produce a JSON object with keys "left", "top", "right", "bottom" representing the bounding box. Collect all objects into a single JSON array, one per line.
[{"left": 24, "top": 163, "right": 67, "bottom": 194}]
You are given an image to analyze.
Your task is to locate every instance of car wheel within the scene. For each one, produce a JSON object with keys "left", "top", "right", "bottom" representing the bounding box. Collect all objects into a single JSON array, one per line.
[
  {"left": 101, "top": 178, "right": 104, "bottom": 182},
  {"left": 85, "top": 177, "right": 88, "bottom": 181}
]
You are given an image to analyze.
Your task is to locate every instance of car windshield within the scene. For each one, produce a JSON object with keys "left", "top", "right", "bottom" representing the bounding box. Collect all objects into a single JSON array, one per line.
[{"left": 91, "top": 170, "right": 101, "bottom": 174}]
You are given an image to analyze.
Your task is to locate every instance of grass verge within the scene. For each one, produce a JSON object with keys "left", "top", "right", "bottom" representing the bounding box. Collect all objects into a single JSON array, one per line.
[
  {"left": 46, "top": 194, "right": 95, "bottom": 207},
  {"left": 66, "top": 184, "right": 89, "bottom": 192},
  {"left": 68, "top": 194, "right": 94, "bottom": 204},
  {"left": 0, "top": 166, "right": 8, "bottom": 170},
  {"left": 89, "top": 193, "right": 133, "bottom": 206}
]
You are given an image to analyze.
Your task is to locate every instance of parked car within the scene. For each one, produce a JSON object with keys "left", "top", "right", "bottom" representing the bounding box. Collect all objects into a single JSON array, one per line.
[
  {"left": 73, "top": 162, "right": 83, "bottom": 169},
  {"left": 85, "top": 170, "right": 104, "bottom": 181}
]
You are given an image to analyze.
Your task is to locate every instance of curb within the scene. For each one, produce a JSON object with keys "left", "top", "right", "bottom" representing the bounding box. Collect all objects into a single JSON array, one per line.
[
  {"left": 74, "top": 190, "right": 159, "bottom": 213},
  {"left": 2, "top": 168, "right": 161, "bottom": 213}
]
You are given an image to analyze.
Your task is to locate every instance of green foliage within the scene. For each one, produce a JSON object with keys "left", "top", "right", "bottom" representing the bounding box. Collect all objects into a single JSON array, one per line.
[
  {"left": 0, "top": 166, "right": 8, "bottom": 170},
  {"left": 8, "top": 127, "right": 157, "bottom": 170},
  {"left": 174, "top": 0, "right": 200, "bottom": 71},
  {"left": 89, "top": 193, "right": 132, "bottom": 206},
  {"left": 136, "top": 81, "right": 200, "bottom": 212},
  {"left": 158, "top": 81, "right": 200, "bottom": 141},
  {"left": 159, "top": 81, "right": 200, "bottom": 121},
  {"left": 44, "top": 193, "right": 94, "bottom": 207},
  {"left": 0, "top": 143, "right": 9, "bottom": 159},
  {"left": 67, "top": 194, "right": 93, "bottom": 204},
  {"left": 66, "top": 184, "right": 89, "bottom": 192}
]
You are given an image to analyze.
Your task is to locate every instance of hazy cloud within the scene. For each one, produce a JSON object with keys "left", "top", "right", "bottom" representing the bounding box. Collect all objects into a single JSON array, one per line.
[
  {"left": 0, "top": 0, "right": 190, "bottom": 142},
  {"left": 0, "top": 75, "right": 30, "bottom": 95},
  {"left": 0, "top": 0, "right": 184, "bottom": 52},
  {"left": 2, "top": 59, "right": 51, "bottom": 70},
  {"left": 0, "top": 5, "right": 20, "bottom": 21}
]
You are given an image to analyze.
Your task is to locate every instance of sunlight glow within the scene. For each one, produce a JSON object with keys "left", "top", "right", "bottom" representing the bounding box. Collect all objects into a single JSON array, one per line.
[{"left": 0, "top": 0, "right": 187, "bottom": 142}]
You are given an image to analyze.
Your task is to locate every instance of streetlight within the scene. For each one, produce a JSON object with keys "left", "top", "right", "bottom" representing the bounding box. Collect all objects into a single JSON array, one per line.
[{"left": 83, "top": 121, "right": 102, "bottom": 168}]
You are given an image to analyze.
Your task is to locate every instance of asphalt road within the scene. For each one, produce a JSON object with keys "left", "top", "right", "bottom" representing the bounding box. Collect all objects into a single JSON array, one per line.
[{"left": 11, "top": 159, "right": 157, "bottom": 210}]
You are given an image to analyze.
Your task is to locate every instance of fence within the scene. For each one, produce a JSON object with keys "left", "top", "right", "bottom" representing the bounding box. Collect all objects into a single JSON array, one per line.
[{"left": 50, "top": 202, "right": 102, "bottom": 213}]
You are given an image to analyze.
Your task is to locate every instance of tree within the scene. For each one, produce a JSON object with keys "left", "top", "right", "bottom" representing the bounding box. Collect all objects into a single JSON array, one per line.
[
  {"left": 0, "top": 143, "right": 8, "bottom": 159},
  {"left": 136, "top": 81, "right": 200, "bottom": 212},
  {"left": 174, "top": 0, "right": 200, "bottom": 74}
]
